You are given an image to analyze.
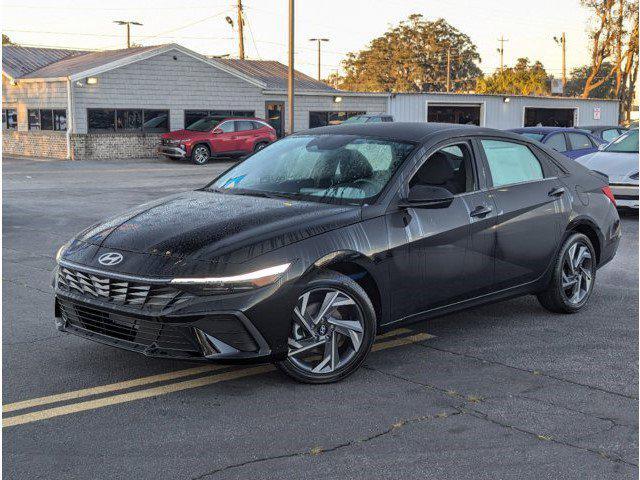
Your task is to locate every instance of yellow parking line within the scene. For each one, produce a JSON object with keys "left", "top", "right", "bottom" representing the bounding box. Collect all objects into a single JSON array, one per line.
[
  {"left": 3, "top": 333, "right": 432, "bottom": 428},
  {"left": 3, "top": 328, "right": 415, "bottom": 414},
  {"left": 2, "top": 365, "right": 223, "bottom": 414}
]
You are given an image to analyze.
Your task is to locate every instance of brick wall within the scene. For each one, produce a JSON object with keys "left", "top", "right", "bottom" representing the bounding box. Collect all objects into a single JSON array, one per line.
[
  {"left": 2, "top": 130, "right": 68, "bottom": 159},
  {"left": 71, "top": 133, "right": 162, "bottom": 160}
]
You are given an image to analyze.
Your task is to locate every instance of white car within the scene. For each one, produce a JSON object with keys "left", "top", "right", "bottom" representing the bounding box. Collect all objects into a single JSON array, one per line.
[{"left": 577, "top": 129, "right": 639, "bottom": 209}]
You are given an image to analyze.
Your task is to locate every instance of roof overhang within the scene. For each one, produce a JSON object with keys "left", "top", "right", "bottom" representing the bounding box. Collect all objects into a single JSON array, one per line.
[
  {"left": 262, "top": 89, "right": 390, "bottom": 98},
  {"left": 6, "top": 44, "right": 268, "bottom": 88}
]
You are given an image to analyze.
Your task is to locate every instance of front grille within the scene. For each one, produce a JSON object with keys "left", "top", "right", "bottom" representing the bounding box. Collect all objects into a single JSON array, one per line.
[
  {"left": 57, "top": 266, "right": 192, "bottom": 312},
  {"left": 59, "top": 300, "right": 201, "bottom": 356}
]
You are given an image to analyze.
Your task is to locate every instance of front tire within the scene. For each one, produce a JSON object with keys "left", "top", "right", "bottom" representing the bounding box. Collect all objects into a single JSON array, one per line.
[
  {"left": 191, "top": 145, "right": 210, "bottom": 165},
  {"left": 537, "top": 233, "right": 596, "bottom": 313},
  {"left": 276, "top": 271, "right": 376, "bottom": 384}
]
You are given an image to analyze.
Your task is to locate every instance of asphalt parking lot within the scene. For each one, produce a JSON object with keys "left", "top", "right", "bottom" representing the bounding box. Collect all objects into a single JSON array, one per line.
[{"left": 2, "top": 155, "right": 638, "bottom": 479}]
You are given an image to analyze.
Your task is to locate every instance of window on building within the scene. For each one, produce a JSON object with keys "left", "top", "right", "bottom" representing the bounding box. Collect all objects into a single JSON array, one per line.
[
  {"left": 481, "top": 139, "right": 544, "bottom": 187},
  {"left": 2, "top": 109, "right": 17, "bottom": 130},
  {"left": 26, "top": 109, "right": 67, "bottom": 131},
  {"left": 88, "top": 109, "right": 170, "bottom": 132},
  {"left": 184, "top": 110, "right": 255, "bottom": 129},
  {"left": 308, "top": 111, "right": 366, "bottom": 128}
]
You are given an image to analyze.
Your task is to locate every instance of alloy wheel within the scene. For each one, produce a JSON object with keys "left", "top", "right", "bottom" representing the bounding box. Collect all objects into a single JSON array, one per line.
[
  {"left": 287, "top": 288, "right": 365, "bottom": 374},
  {"left": 193, "top": 146, "right": 209, "bottom": 164},
  {"left": 561, "top": 241, "right": 594, "bottom": 305}
]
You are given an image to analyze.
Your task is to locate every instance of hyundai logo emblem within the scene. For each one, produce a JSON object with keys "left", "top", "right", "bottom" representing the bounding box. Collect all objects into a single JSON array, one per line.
[{"left": 98, "top": 252, "right": 123, "bottom": 266}]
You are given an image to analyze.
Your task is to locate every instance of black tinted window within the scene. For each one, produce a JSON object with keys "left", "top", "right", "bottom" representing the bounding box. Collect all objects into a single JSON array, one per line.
[
  {"left": 28, "top": 109, "right": 40, "bottom": 130},
  {"left": 410, "top": 143, "right": 475, "bottom": 195},
  {"left": 88, "top": 109, "right": 116, "bottom": 131}
]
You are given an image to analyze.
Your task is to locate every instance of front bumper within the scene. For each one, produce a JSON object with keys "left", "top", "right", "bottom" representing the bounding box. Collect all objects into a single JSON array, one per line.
[
  {"left": 157, "top": 146, "right": 187, "bottom": 159},
  {"left": 53, "top": 262, "right": 298, "bottom": 363},
  {"left": 610, "top": 183, "right": 639, "bottom": 209}
]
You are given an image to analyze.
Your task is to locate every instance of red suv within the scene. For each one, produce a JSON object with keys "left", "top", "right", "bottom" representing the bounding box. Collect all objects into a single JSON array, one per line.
[{"left": 158, "top": 117, "right": 277, "bottom": 165}]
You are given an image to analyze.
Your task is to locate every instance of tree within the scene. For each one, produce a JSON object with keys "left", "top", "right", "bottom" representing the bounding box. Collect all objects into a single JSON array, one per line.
[
  {"left": 581, "top": 0, "right": 638, "bottom": 120},
  {"left": 565, "top": 63, "right": 617, "bottom": 98},
  {"left": 2, "top": 34, "right": 14, "bottom": 46},
  {"left": 476, "top": 58, "right": 550, "bottom": 96},
  {"left": 331, "top": 14, "right": 481, "bottom": 93}
]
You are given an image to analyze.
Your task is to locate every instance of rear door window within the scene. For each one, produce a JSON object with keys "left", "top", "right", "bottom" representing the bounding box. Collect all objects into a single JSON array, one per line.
[
  {"left": 480, "top": 139, "right": 544, "bottom": 187},
  {"left": 567, "top": 132, "right": 593, "bottom": 149},
  {"left": 544, "top": 133, "right": 568, "bottom": 152},
  {"left": 236, "top": 120, "right": 255, "bottom": 132}
]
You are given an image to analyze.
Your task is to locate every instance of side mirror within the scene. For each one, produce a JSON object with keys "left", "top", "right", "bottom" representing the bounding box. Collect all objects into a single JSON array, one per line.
[
  {"left": 212, "top": 128, "right": 222, "bottom": 135},
  {"left": 398, "top": 185, "right": 454, "bottom": 209}
]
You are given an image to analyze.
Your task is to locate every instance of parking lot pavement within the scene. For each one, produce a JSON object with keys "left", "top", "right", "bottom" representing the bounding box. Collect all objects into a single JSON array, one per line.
[{"left": 3, "top": 156, "right": 638, "bottom": 479}]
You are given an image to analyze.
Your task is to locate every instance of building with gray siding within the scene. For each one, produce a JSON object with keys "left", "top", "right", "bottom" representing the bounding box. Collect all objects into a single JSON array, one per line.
[
  {"left": 2, "top": 44, "right": 387, "bottom": 159},
  {"left": 2, "top": 43, "right": 621, "bottom": 160}
]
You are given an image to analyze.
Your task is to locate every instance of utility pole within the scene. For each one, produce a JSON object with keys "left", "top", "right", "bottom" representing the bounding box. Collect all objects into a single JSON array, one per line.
[
  {"left": 497, "top": 36, "right": 508, "bottom": 72},
  {"left": 288, "top": 0, "right": 295, "bottom": 135},
  {"left": 554, "top": 32, "right": 567, "bottom": 89},
  {"left": 114, "top": 20, "right": 142, "bottom": 48},
  {"left": 446, "top": 46, "right": 452, "bottom": 92},
  {"left": 309, "top": 38, "right": 329, "bottom": 81},
  {"left": 237, "top": 0, "right": 245, "bottom": 60}
]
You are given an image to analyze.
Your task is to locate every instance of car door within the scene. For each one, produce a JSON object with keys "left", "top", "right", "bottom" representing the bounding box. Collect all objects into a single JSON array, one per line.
[
  {"left": 566, "top": 131, "right": 597, "bottom": 158},
  {"left": 211, "top": 120, "right": 237, "bottom": 153},
  {"left": 235, "top": 120, "right": 256, "bottom": 153},
  {"left": 477, "top": 137, "right": 567, "bottom": 290},
  {"left": 386, "top": 139, "right": 496, "bottom": 320}
]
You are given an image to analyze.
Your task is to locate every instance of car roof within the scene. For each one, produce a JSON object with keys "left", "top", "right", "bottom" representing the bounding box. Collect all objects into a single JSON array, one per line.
[
  {"left": 509, "top": 127, "right": 591, "bottom": 134},
  {"left": 579, "top": 125, "right": 624, "bottom": 131},
  {"left": 298, "top": 122, "right": 520, "bottom": 143}
]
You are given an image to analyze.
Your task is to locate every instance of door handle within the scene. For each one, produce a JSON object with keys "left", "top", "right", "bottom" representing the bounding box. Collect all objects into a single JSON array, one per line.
[
  {"left": 470, "top": 205, "right": 492, "bottom": 218},
  {"left": 548, "top": 186, "right": 566, "bottom": 197}
]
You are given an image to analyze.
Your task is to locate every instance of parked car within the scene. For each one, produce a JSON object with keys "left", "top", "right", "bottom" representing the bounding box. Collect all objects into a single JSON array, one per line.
[
  {"left": 54, "top": 123, "right": 620, "bottom": 383},
  {"left": 158, "top": 117, "right": 277, "bottom": 165},
  {"left": 578, "top": 125, "right": 628, "bottom": 143},
  {"left": 508, "top": 127, "right": 605, "bottom": 159},
  {"left": 577, "top": 129, "right": 639, "bottom": 209},
  {"left": 342, "top": 114, "right": 394, "bottom": 124}
]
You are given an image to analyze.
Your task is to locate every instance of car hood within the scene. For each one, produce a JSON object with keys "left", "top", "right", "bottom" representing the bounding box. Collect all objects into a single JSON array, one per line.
[
  {"left": 577, "top": 151, "right": 639, "bottom": 180},
  {"left": 162, "top": 129, "right": 207, "bottom": 140},
  {"left": 72, "top": 190, "right": 360, "bottom": 266}
]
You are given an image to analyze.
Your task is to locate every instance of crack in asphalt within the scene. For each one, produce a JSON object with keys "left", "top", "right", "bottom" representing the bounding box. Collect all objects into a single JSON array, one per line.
[
  {"left": 364, "top": 365, "right": 638, "bottom": 469},
  {"left": 190, "top": 410, "right": 463, "bottom": 479},
  {"left": 414, "top": 342, "right": 637, "bottom": 400}
]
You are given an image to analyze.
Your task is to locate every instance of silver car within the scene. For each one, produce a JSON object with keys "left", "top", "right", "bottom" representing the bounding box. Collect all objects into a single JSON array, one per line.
[{"left": 577, "top": 129, "right": 639, "bottom": 209}]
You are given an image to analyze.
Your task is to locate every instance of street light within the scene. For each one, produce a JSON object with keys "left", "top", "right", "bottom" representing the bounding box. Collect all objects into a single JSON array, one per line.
[
  {"left": 113, "top": 20, "right": 143, "bottom": 48},
  {"left": 309, "top": 38, "right": 329, "bottom": 81}
]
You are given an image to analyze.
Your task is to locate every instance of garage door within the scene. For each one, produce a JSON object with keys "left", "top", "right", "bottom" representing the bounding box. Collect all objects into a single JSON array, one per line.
[
  {"left": 524, "top": 107, "right": 576, "bottom": 127},
  {"left": 427, "top": 103, "right": 481, "bottom": 126}
]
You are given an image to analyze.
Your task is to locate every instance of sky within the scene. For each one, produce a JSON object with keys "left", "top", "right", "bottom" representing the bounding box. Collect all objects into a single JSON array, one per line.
[{"left": 2, "top": 0, "right": 595, "bottom": 80}]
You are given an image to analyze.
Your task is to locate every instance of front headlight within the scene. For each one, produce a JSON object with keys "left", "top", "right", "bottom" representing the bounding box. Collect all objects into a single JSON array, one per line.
[
  {"left": 55, "top": 241, "right": 71, "bottom": 263},
  {"left": 170, "top": 263, "right": 291, "bottom": 294}
]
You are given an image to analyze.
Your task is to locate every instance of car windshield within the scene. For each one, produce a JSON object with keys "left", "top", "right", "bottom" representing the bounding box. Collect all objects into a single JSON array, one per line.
[
  {"left": 520, "top": 132, "right": 546, "bottom": 141},
  {"left": 604, "top": 129, "right": 639, "bottom": 153},
  {"left": 207, "top": 134, "right": 416, "bottom": 204},
  {"left": 186, "top": 117, "right": 223, "bottom": 132},
  {"left": 342, "top": 116, "right": 367, "bottom": 124}
]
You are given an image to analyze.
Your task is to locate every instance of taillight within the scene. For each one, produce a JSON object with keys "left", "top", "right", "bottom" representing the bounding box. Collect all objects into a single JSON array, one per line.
[{"left": 602, "top": 186, "right": 617, "bottom": 207}]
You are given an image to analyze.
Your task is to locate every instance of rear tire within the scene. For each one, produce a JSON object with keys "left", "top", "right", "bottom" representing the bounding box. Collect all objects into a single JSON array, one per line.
[
  {"left": 276, "top": 271, "right": 376, "bottom": 384},
  {"left": 191, "top": 145, "right": 210, "bottom": 165},
  {"left": 537, "top": 233, "right": 596, "bottom": 313}
]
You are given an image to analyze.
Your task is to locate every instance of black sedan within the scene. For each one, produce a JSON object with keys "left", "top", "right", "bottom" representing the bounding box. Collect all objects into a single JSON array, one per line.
[{"left": 54, "top": 123, "right": 621, "bottom": 383}]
